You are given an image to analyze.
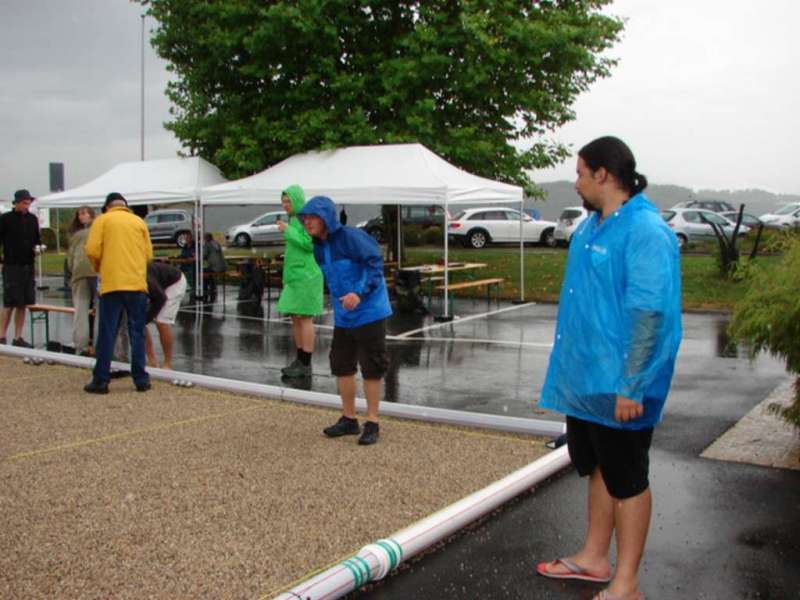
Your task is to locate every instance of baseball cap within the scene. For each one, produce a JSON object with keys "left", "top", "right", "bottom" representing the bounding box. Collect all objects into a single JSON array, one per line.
[
  {"left": 103, "top": 192, "right": 128, "bottom": 212},
  {"left": 13, "top": 189, "right": 35, "bottom": 204}
]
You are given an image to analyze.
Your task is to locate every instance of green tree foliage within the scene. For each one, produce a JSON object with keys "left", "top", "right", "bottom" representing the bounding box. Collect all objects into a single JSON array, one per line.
[
  {"left": 729, "top": 236, "right": 800, "bottom": 430},
  {"left": 139, "top": 0, "right": 623, "bottom": 190}
]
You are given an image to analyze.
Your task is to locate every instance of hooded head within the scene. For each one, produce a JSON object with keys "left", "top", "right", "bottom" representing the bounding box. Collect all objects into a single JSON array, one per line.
[
  {"left": 281, "top": 184, "right": 306, "bottom": 216},
  {"left": 297, "top": 196, "right": 341, "bottom": 239}
]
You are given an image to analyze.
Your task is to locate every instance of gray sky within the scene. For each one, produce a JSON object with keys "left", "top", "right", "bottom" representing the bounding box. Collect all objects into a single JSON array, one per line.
[{"left": 1, "top": 0, "right": 798, "bottom": 202}]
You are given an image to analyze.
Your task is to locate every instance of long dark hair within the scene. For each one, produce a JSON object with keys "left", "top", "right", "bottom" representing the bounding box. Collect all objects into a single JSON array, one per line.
[
  {"left": 69, "top": 205, "right": 95, "bottom": 234},
  {"left": 578, "top": 136, "right": 648, "bottom": 196}
]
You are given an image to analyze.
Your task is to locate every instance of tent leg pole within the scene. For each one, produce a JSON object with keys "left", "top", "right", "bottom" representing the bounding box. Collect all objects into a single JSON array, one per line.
[
  {"left": 434, "top": 199, "right": 453, "bottom": 322},
  {"left": 512, "top": 197, "right": 526, "bottom": 305}
]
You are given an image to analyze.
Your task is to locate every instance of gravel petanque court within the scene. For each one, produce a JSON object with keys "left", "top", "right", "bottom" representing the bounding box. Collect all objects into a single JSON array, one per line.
[{"left": 0, "top": 355, "right": 549, "bottom": 599}]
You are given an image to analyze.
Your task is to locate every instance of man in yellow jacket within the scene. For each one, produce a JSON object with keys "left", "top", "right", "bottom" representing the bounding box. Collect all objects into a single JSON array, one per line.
[{"left": 83, "top": 192, "right": 153, "bottom": 393}]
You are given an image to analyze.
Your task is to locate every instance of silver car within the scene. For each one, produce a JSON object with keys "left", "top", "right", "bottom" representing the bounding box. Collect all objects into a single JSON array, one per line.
[
  {"left": 144, "top": 209, "right": 195, "bottom": 247},
  {"left": 225, "top": 210, "right": 288, "bottom": 247},
  {"left": 661, "top": 207, "right": 749, "bottom": 248}
]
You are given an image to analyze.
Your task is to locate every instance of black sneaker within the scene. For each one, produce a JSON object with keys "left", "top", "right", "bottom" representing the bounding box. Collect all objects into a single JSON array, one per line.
[
  {"left": 12, "top": 338, "right": 33, "bottom": 348},
  {"left": 84, "top": 380, "right": 109, "bottom": 394},
  {"left": 135, "top": 380, "right": 151, "bottom": 392},
  {"left": 281, "top": 358, "right": 302, "bottom": 376},
  {"left": 358, "top": 421, "right": 380, "bottom": 445},
  {"left": 109, "top": 369, "right": 131, "bottom": 379},
  {"left": 0, "top": 338, "right": 5, "bottom": 344},
  {"left": 323, "top": 416, "right": 360, "bottom": 437}
]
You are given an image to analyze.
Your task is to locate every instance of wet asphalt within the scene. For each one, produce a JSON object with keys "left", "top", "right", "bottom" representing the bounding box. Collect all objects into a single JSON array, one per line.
[{"left": 19, "top": 278, "right": 800, "bottom": 599}]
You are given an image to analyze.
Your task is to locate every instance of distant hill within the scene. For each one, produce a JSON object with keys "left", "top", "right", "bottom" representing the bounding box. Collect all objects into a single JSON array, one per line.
[{"left": 528, "top": 181, "right": 800, "bottom": 221}]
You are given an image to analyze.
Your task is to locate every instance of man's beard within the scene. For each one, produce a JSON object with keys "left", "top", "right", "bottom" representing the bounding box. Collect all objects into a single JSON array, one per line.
[{"left": 579, "top": 194, "right": 600, "bottom": 214}]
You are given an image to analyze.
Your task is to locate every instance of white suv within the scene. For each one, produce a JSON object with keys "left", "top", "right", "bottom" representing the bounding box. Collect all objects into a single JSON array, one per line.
[
  {"left": 554, "top": 207, "right": 589, "bottom": 246},
  {"left": 447, "top": 207, "right": 556, "bottom": 249}
]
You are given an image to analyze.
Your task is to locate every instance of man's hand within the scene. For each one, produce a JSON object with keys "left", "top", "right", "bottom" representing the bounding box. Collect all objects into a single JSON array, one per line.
[
  {"left": 276, "top": 220, "right": 287, "bottom": 232},
  {"left": 615, "top": 395, "right": 644, "bottom": 423},
  {"left": 340, "top": 292, "right": 361, "bottom": 310}
]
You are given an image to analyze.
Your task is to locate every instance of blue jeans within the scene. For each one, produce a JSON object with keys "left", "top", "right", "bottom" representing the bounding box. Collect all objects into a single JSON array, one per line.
[{"left": 93, "top": 291, "right": 149, "bottom": 387}]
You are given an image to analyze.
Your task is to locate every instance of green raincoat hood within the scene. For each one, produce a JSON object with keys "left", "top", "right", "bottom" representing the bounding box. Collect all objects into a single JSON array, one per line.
[{"left": 283, "top": 184, "right": 306, "bottom": 216}]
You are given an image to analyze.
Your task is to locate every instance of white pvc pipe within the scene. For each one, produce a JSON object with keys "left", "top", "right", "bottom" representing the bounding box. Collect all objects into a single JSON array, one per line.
[
  {"left": 0, "top": 346, "right": 565, "bottom": 438},
  {"left": 519, "top": 198, "right": 525, "bottom": 302},
  {"left": 275, "top": 446, "right": 570, "bottom": 600}
]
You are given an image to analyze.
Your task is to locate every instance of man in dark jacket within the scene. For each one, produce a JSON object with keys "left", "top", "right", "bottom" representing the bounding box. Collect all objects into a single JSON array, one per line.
[
  {"left": 0, "top": 189, "right": 41, "bottom": 347},
  {"left": 298, "top": 196, "right": 392, "bottom": 445},
  {"left": 144, "top": 261, "right": 187, "bottom": 370}
]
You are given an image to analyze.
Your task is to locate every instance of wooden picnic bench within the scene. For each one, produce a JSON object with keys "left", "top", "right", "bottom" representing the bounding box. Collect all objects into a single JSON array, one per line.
[
  {"left": 434, "top": 277, "right": 505, "bottom": 313},
  {"left": 28, "top": 304, "right": 85, "bottom": 348}
]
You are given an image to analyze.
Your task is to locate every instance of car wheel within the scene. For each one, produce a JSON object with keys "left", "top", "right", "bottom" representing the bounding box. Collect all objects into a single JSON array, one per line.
[
  {"left": 676, "top": 234, "right": 688, "bottom": 250},
  {"left": 175, "top": 231, "right": 192, "bottom": 248},
  {"left": 540, "top": 228, "right": 556, "bottom": 248},
  {"left": 468, "top": 229, "right": 488, "bottom": 249},
  {"left": 234, "top": 233, "right": 251, "bottom": 248}
]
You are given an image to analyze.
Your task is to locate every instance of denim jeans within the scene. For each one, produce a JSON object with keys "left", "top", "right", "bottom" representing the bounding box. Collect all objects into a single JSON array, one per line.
[{"left": 93, "top": 291, "right": 148, "bottom": 387}]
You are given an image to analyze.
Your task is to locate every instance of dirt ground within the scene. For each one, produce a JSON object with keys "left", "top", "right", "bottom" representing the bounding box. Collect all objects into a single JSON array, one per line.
[{"left": 0, "top": 356, "right": 549, "bottom": 599}]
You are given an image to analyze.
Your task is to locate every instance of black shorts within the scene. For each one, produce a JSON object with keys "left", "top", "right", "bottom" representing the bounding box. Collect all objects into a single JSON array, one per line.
[
  {"left": 566, "top": 416, "right": 654, "bottom": 499},
  {"left": 330, "top": 319, "right": 389, "bottom": 380},
  {"left": 2, "top": 264, "right": 35, "bottom": 307}
]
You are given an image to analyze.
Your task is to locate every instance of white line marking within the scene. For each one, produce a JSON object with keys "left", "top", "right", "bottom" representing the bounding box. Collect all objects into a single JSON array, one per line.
[
  {"left": 386, "top": 334, "right": 553, "bottom": 349},
  {"left": 395, "top": 302, "right": 537, "bottom": 338}
]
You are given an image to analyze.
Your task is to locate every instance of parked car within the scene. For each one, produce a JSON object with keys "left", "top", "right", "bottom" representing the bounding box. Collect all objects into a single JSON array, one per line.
[
  {"left": 661, "top": 207, "right": 749, "bottom": 248},
  {"left": 225, "top": 210, "right": 288, "bottom": 247},
  {"left": 670, "top": 199, "right": 736, "bottom": 213},
  {"left": 144, "top": 209, "right": 195, "bottom": 247},
  {"left": 356, "top": 205, "right": 447, "bottom": 242},
  {"left": 447, "top": 207, "right": 557, "bottom": 249},
  {"left": 553, "top": 206, "right": 590, "bottom": 246},
  {"left": 759, "top": 202, "right": 800, "bottom": 229},
  {"left": 720, "top": 211, "right": 763, "bottom": 229}
]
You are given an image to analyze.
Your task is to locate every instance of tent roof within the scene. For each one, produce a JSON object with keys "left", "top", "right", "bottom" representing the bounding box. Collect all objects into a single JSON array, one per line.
[
  {"left": 36, "top": 157, "right": 227, "bottom": 208},
  {"left": 201, "top": 143, "right": 522, "bottom": 206}
]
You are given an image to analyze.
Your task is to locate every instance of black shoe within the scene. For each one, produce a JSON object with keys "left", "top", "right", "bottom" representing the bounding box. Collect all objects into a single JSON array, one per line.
[
  {"left": 0, "top": 337, "right": 5, "bottom": 344},
  {"left": 358, "top": 421, "right": 380, "bottom": 445},
  {"left": 12, "top": 338, "right": 32, "bottom": 348},
  {"left": 109, "top": 369, "right": 131, "bottom": 379},
  {"left": 323, "top": 416, "right": 360, "bottom": 437},
  {"left": 84, "top": 380, "right": 109, "bottom": 394},
  {"left": 135, "top": 380, "right": 151, "bottom": 392}
]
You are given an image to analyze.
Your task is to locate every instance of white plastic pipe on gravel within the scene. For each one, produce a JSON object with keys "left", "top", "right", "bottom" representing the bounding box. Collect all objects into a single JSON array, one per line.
[{"left": 274, "top": 446, "right": 570, "bottom": 600}]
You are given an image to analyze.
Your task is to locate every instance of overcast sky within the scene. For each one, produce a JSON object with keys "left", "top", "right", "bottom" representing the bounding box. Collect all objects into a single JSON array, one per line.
[{"left": 1, "top": 0, "right": 798, "bottom": 203}]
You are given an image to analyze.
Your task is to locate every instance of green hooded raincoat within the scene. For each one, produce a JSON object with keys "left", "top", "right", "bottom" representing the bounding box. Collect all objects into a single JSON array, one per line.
[{"left": 277, "top": 185, "right": 324, "bottom": 316}]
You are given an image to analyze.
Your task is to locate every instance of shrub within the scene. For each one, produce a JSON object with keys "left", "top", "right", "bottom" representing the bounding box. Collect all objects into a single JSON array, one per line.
[
  {"left": 403, "top": 227, "right": 422, "bottom": 246},
  {"left": 421, "top": 225, "right": 443, "bottom": 245},
  {"left": 729, "top": 236, "right": 800, "bottom": 431}
]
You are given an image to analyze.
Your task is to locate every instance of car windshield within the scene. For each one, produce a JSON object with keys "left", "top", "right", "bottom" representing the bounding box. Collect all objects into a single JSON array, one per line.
[
  {"left": 560, "top": 209, "right": 583, "bottom": 219},
  {"left": 775, "top": 204, "right": 800, "bottom": 215},
  {"left": 661, "top": 210, "right": 675, "bottom": 222},
  {"left": 452, "top": 211, "right": 467, "bottom": 220}
]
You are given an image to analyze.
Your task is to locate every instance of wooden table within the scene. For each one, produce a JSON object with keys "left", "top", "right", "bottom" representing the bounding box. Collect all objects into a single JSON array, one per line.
[{"left": 398, "top": 262, "right": 488, "bottom": 310}]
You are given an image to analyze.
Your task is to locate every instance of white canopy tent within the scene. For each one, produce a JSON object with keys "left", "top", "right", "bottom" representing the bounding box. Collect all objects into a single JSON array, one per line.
[
  {"left": 36, "top": 156, "right": 227, "bottom": 208},
  {"left": 202, "top": 143, "right": 525, "bottom": 318},
  {"left": 37, "top": 156, "right": 227, "bottom": 295}
]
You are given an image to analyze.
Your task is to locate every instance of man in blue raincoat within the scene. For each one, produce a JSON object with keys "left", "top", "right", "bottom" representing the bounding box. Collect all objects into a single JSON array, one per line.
[
  {"left": 536, "top": 137, "right": 681, "bottom": 600},
  {"left": 298, "top": 196, "right": 392, "bottom": 445}
]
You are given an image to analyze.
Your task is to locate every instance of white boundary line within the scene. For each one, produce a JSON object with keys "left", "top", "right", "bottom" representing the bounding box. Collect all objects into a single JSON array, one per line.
[{"left": 395, "top": 302, "right": 536, "bottom": 339}]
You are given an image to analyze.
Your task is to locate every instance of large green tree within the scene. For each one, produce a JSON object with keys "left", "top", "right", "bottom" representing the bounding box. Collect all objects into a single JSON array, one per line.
[{"left": 140, "top": 0, "right": 623, "bottom": 191}]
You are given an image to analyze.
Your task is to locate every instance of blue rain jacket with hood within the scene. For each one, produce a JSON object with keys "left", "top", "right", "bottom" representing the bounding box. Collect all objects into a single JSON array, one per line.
[
  {"left": 298, "top": 196, "right": 392, "bottom": 328},
  {"left": 540, "top": 193, "right": 682, "bottom": 430}
]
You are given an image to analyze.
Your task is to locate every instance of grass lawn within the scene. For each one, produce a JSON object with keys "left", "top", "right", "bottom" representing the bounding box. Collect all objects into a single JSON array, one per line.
[{"left": 37, "top": 244, "right": 780, "bottom": 312}]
